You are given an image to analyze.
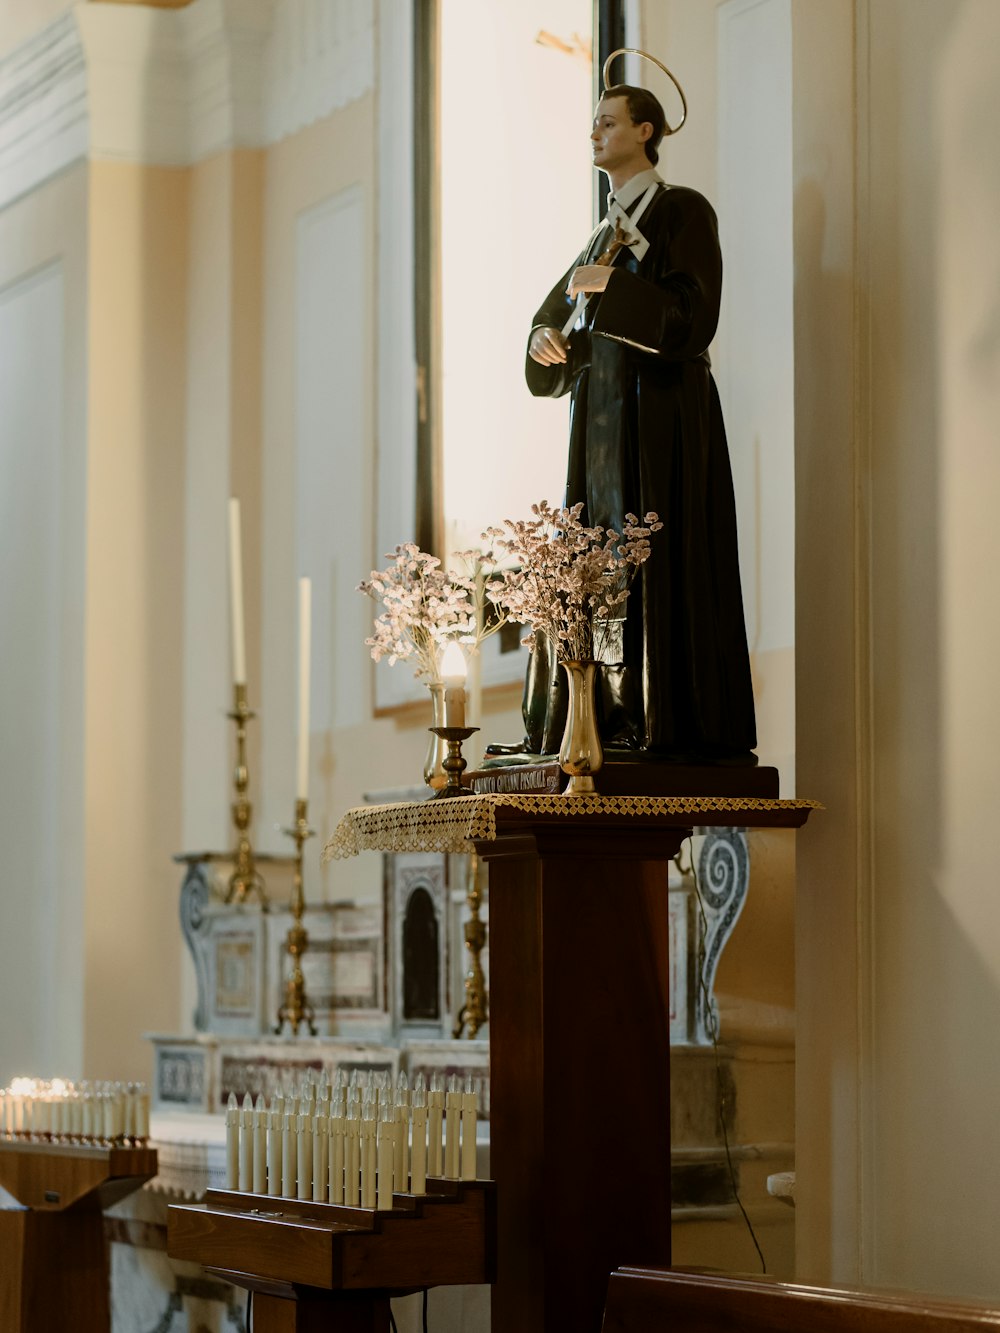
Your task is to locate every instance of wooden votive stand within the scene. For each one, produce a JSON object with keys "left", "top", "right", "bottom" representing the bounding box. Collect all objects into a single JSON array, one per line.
[
  {"left": 0, "top": 1140, "right": 157, "bottom": 1333},
  {"left": 476, "top": 790, "right": 813, "bottom": 1333},
  {"left": 168, "top": 1178, "right": 496, "bottom": 1332}
]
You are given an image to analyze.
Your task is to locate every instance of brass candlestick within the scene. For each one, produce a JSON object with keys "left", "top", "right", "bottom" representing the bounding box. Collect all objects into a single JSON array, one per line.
[
  {"left": 227, "top": 682, "right": 266, "bottom": 904},
  {"left": 429, "top": 726, "right": 479, "bottom": 799},
  {"left": 275, "top": 798, "right": 317, "bottom": 1036},
  {"left": 453, "top": 851, "right": 489, "bottom": 1039}
]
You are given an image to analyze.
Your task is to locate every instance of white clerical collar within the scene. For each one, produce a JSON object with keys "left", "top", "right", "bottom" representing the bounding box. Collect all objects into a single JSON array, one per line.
[{"left": 607, "top": 167, "right": 663, "bottom": 213}]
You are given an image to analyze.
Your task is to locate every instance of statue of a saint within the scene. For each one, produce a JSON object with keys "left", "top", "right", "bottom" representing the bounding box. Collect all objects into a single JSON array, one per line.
[{"left": 520, "top": 81, "right": 757, "bottom": 763}]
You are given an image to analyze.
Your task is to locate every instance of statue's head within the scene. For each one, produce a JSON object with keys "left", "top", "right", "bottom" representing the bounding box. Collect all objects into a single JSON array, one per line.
[{"left": 602, "top": 84, "right": 667, "bottom": 165}]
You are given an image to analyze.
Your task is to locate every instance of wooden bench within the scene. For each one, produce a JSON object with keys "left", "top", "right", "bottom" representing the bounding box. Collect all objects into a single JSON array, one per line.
[{"left": 602, "top": 1267, "right": 1000, "bottom": 1332}]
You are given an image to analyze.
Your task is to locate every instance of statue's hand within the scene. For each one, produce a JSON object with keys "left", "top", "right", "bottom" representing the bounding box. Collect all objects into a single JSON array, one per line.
[
  {"left": 567, "top": 264, "right": 612, "bottom": 297},
  {"left": 528, "top": 326, "right": 569, "bottom": 366}
]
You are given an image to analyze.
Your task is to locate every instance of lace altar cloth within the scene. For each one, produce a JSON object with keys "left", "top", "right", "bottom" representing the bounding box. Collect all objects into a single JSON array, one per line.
[{"left": 322, "top": 793, "right": 821, "bottom": 860}]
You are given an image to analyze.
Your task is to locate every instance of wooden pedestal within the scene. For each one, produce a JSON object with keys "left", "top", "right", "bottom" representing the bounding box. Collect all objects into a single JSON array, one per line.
[
  {"left": 0, "top": 1141, "right": 157, "bottom": 1333},
  {"left": 168, "top": 1179, "right": 496, "bottom": 1333},
  {"left": 478, "top": 800, "right": 810, "bottom": 1333}
]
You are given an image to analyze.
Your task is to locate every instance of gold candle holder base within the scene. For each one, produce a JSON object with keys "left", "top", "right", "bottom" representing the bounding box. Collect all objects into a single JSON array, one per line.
[
  {"left": 275, "top": 798, "right": 317, "bottom": 1036},
  {"left": 429, "top": 726, "right": 479, "bottom": 799},
  {"left": 227, "top": 682, "right": 266, "bottom": 905},
  {"left": 453, "top": 850, "right": 489, "bottom": 1040}
]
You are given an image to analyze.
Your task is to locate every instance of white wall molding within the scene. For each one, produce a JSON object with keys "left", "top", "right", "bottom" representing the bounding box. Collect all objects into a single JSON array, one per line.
[
  {"left": 0, "top": 14, "right": 88, "bottom": 213},
  {"left": 263, "top": 0, "right": 375, "bottom": 145},
  {"left": 0, "top": 0, "right": 374, "bottom": 209}
]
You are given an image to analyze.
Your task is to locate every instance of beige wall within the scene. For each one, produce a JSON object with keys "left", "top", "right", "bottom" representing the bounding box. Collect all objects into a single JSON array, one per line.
[
  {"left": 181, "top": 149, "right": 264, "bottom": 854},
  {"left": 84, "top": 160, "right": 189, "bottom": 1078},
  {"left": 793, "top": 0, "right": 1000, "bottom": 1302},
  {"left": 0, "top": 163, "right": 89, "bottom": 1082},
  {"left": 864, "top": 0, "right": 1000, "bottom": 1297},
  {"left": 0, "top": 152, "right": 188, "bottom": 1084}
]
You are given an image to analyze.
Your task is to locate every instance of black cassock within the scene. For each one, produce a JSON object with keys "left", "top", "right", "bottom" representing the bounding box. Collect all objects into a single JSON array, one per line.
[{"left": 522, "top": 183, "right": 757, "bottom": 759}]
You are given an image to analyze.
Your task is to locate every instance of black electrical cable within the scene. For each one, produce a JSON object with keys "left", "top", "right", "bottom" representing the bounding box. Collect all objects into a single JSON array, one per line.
[{"left": 423, "top": 1287, "right": 430, "bottom": 1333}]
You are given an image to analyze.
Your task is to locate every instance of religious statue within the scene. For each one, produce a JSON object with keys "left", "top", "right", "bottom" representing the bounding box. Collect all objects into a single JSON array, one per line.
[{"left": 519, "top": 53, "right": 757, "bottom": 764}]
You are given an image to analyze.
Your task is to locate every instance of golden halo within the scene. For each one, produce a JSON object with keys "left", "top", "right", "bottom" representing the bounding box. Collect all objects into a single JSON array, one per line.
[{"left": 602, "top": 48, "right": 688, "bottom": 135}]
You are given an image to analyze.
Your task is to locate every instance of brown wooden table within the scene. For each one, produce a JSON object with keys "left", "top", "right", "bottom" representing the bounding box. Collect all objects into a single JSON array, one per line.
[
  {"left": 477, "top": 796, "right": 813, "bottom": 1333},
  {"left": 0, "top": 1139, "right": 157, "bottom": 1333},
  {"left": 168, "top": 1178, "right": 495, "bottom": 1332}
]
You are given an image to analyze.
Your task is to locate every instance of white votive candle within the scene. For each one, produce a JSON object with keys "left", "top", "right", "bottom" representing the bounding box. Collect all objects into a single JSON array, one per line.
[
  {"left": 312, "top": 1114, "right": 328, "bottom": 1203},
  {"left": 225, "top": 1093, "right": 239, "bottom": 1190},
  {"left": 345, "top": 1103, "right": 361, "bottom": 1207},
  {"left": 410, "top": 1074, "right": 428, "bottom": 1194},
  {"left": 428, "top": 1073, "right": 444, "bottom": 1177},
  {"left": 394, "top": 1106, "right": 409, "bottom": 1194},
  {"left": 137, "top": 1087, "right": 150, "bottom": 1142},
  {"left": 267, "top": 1105, "right": 283, "bottom": 1197},
  {"left": 282, "top": 1107, "right": 296, "bottom": 1198},
  {"left": 377, "top": 1102, "right": 395, "bottom": 1211},
  {"left": 361, "top": 1098, "right": 377, "bottom": 1209},
  {"left": 253, "top": 1095, "right": 267, "bottom": 1194},
  {"left": 329, "top": 1108, "right": 346, "bottom": 1205},
  {"left": 461, "top": 1077, "right": 478, "bottom": 1181},
  {"left": 239, "top": 1094, "right": 253, "bottom": 1191},
  {"left": 444, "top": 1075, "right": 461, "bottom": 1179},
  {"left": 297, "top": 1112, "right": 313, "bottom": 1201}
]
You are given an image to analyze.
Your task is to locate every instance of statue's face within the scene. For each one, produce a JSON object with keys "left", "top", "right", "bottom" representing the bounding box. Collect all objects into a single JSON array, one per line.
[{"left": 591, "top": 96, "right": 650, "bottom": 174}]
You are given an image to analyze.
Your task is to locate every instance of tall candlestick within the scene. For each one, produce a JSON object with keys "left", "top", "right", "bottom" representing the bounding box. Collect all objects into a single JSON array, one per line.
[
  {"left": 296, "top": 576, "right": 311, "bottom": 802},
  {"left": 274, "top": 799, "right": 316, "bottom": 1035},
  {"left": 228, "top": 497, "right": 247, "bottom": 686}
]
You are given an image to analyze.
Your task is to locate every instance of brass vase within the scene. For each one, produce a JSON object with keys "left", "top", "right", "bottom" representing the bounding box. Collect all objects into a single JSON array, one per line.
[
  {"left": 558, "top": 659, "right": 602, "bottom": 795},
  {"left": 423, "top": 681, "right": 448, "bottom": 789}
]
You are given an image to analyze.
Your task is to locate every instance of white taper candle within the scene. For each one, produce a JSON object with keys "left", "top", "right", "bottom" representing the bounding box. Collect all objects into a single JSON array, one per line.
[
  {"left": 228, "top": 498, "right": 247, "bottom": 685},
  {"left": 296, "top": 576, "right": 311, "bottom": 801}
]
